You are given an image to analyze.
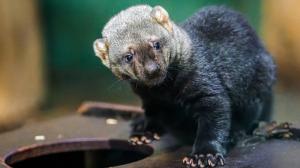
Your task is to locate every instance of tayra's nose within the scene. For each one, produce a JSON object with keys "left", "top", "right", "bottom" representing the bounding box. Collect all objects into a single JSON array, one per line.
[{"left": 144, "top": 62, "right": 160, "bottom": 78}]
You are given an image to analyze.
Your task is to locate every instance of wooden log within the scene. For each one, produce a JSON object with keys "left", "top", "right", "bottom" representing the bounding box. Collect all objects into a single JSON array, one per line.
[{"left": 0, "top": 0, "right": 44, "bottom": 131}]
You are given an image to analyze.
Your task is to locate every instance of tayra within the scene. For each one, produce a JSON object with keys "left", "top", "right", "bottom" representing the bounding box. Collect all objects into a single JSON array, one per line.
[{"left": 93, "top": 5, "right": 276, "bottom": 167}]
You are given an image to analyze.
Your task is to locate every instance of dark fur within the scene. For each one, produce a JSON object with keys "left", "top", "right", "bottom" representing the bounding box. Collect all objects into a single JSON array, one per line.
[{"left": 130, "top": 6, "right": 276, "bottom": 156}]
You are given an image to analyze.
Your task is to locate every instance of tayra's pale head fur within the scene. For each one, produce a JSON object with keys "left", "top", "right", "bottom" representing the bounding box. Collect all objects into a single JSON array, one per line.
[{"left": 94, "top": 5, "right": 191, "bottom": 86}]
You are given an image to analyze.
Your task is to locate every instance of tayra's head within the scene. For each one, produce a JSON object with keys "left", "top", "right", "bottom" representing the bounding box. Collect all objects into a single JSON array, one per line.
[{"left": 93, "top": 5, "right": 175, "bottom": 86}]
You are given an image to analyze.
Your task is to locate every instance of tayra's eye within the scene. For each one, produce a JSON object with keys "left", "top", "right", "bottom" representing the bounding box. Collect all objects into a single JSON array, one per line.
[
  {"left": 124, "top": 53, "right": 133, "bottom": 63},
  {"left": 153, "top": 41, "right": 161, "bottom": 50}
]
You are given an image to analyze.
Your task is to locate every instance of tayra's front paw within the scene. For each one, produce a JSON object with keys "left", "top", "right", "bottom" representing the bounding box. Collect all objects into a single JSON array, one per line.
[
  {"left": 129, "top": 132, "right": 160, "bottom": 145},
  {"left": 182, "top": 153, "right": 225, "bottom": 168}
]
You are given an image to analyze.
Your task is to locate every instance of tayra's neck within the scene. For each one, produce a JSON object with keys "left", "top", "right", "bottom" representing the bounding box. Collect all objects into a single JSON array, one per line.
[{"left": 169, "top": 24, "right": 193, "bottom": 66}]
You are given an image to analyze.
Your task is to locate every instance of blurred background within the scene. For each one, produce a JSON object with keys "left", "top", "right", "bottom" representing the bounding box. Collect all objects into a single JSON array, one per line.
[{"left": 0, "top": 0, "right": 299, "bottom": 132}]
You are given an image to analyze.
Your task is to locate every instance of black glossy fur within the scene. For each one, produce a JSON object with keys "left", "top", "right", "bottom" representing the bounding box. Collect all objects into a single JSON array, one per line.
[{"left": 130, "top": 6, "right": 276, "bottom": 156}]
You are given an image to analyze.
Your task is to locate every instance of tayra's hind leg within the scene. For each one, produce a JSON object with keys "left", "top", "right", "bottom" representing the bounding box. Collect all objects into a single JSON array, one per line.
[
  {"left": 239, "top": 91, "right": 273, "bottom": 134},
  {"left": 259, "top": 91, "right": 273, "bottom": 122},
  {"left": 253, "top": 121, "right": 293, "bottom": 139},
  {"left": 129, "top": 115, "right": 165, "bottom": 145},
  {"left": 247, "top": 91, "right": 274, "bottom": 134}
]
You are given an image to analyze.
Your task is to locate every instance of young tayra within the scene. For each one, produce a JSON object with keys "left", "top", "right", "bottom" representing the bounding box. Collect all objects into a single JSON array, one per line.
[{"left": 93, "top": 5, "right": 275, "bottom": 168}]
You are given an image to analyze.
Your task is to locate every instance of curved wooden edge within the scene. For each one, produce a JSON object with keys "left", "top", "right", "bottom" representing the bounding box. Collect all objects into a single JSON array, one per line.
[
  {"left": 0, "top": 159, "right": 10, "bottom": 168},
  {"left": 77, "top": 101, "right": 144, "bottom": 116}
]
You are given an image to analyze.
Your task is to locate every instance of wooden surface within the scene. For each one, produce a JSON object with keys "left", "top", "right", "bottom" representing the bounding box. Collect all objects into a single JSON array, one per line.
[{"left": 0, "top": 103, "right": 300, "bottom": 168}]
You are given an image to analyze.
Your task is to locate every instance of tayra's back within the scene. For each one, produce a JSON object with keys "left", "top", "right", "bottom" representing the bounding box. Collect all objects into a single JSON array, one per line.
[
  {"left": 181, "top": 6, "right": 276, "bottom": 127},
  {"left": 181, "top": 6, "right": 275, "bottom": 101}
]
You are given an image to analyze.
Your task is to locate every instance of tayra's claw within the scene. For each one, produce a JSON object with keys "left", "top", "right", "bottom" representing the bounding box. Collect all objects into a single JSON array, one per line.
[
  {"left": 216, "top": 153, "right": 225, "bottom": 166},
  {"left": 153, "top": 133, "right": 160, "bottom": 140},
  {"left": 182, "top": 153, "right": 225, "bottom": 168},
  {"left": 129, "top": 132, "right": 160, "bottom": 145},
  {"left": 182, "top": 157, "right": 189, "bottom": 164}
]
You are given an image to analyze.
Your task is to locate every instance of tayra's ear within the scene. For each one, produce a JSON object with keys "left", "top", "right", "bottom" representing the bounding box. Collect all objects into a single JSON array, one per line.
[
  {"left": 93, "top": 38, "right": 110, "bottom": 68},
  {"left": 150, "top": 6, "right": 173, "bottom": 33}
]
